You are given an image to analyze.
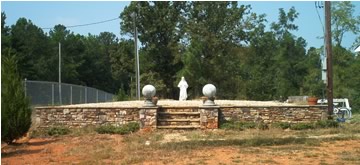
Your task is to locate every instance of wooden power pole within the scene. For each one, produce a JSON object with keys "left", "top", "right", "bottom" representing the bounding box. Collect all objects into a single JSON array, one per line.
[{"left": 325, "top": 1, "right": 333, "bottom": 117}]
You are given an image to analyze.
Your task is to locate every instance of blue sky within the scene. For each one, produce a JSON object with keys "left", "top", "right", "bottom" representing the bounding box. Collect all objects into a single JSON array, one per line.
[{"left": 1, "top": 1, "right": 360, "bottom": 50}]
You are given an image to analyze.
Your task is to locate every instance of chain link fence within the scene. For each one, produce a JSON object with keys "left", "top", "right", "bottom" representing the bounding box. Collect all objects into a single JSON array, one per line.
[{"left": 24, "top": 80, "right": 115, "bottom": 106}]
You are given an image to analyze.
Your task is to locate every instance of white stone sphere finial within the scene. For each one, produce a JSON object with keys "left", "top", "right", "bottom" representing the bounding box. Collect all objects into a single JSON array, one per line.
[
  {"left": 202, "top": 84, "right": 216, "bottom": 98},
  {"left": 202, "top": 84, "right": 217, "bottom": 106},
  {"left": 142, "top": 85, "right": 156, "bottom": 98},
  {"left": 142, "top": 85, "right": 156, "bottom": 107}
]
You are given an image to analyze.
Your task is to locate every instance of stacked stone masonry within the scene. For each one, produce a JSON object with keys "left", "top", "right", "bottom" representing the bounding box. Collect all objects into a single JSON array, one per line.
[
  {"left": 35, "top": 105, "right": 327, "bottom": 129},
  {"left": 220, "top": 106, "right": 328, "bottom": 124},
  {"left": 36, "top": 107, "right": 140, "bottom": 128}
]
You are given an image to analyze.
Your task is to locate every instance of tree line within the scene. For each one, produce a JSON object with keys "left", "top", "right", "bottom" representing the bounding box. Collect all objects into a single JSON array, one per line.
[{"left": 1, "top": 1, "right": 360, "bottom": 112}]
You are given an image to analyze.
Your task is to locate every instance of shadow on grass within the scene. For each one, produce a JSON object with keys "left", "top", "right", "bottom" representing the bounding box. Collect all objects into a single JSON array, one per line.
[
  {"left": 1, "top": 149, "right": 43, "bottom": 158},
  {"left": 28, "top": 139, "right": 59, "bottom": 146},
  {"left": 1, "top": 138, "right": 58, "bottom": 158}
]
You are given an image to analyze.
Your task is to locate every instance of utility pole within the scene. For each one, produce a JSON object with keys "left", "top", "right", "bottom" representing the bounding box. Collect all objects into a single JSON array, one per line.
[
  {"left": 136, "top": 25, "right": 140, "bottom": 100},
  {"left": 325, "top": 1, "right": 333, "bottom": 117},
  {"left": 131, "top": 12, "right": 140, "bottom": 100},
  {"left": 59, "top": 42, "right": 62, "bottom": 105}
]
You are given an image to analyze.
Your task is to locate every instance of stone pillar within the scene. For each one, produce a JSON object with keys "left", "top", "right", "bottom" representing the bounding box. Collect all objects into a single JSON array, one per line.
[
  {"left": 199, "top": 106, "right": 219, "bottom": 129},
  {"left": 139, "top": 107, "right": 158, "bottom": 129}
]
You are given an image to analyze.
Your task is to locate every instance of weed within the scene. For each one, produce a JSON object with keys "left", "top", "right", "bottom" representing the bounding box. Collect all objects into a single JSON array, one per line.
[
  {"left": 30, "top": 128, "right": 48, "bottom": 138},
  {"left": 304, "top": 152, "right": 319, "bottom": 158},
  {"left": 232, "top": 159, "right": 242, "bottom": 163},
  {"left": 220, "top": 121, "right": 267, "bottom": 130},
  {"left": 338, "top": 150, "right": 360, "bottom": 162},
  {"left": 47, "top": 126, "right": 71, "bottom": 136},
  {"left": 256, "top": 122, "right": 269, "bottom": 130},
  {"left": 71, "top": 126, "right": 97, "bottom": 136},
  {"left": 319, "top": 160, "right": 329, "bottom": 165},
  {"left": 290, "top": 123, "right": 315, "bottom": 130},
  {"left": 259, "top": 159, "right": 278, "bottom": 164},
  {"left": 220, "top": 122, "right": 243, "bottom": 131},
  {"left": 349, "top": 113, "right": 360, "bottom": 124},
  {"left": 315, "top": 120, "right": 339, "bottom": 128},
  {"left": 271, "top": 122, "right": 291, "bottom": 129}
]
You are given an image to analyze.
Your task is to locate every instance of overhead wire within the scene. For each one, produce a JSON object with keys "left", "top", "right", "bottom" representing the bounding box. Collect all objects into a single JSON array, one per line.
[
  {"left": 315, "top": 1, "right": 324, "bottom": 33},
  {"left": 41, "top": 17, "right": 120, "bottom": 30}
]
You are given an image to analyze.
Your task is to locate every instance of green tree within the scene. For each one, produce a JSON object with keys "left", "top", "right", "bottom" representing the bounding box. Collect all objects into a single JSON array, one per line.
[
  {"left": 245, "top": 32, "right": 278, "bottom": 100},
  {"left": 48, "top": 25, "right": 85, "bottom": 85},
  {"left": 1, "top": 12, "right": 11, "bottom": 55},
  {"left": 270, "top": 7, "right": 307, "bottom": 100},
  {"left": 331, "top": 1, "right": 360, "bottom": 47},
  {"left": 9, "top": 18, "right": 51, "bottom": 80},
  {"left": 120, "top": 1, "right": 186, "bottom": 98},
  {"left": 1, "top": 52, "right": 32, "bottom": 144},
  {"left": 302, "top": 47, "right": 324, "bottom": 97},
  {"left": 332, "top": 45, "right": 355, "bottom": 99},
  {"left": 347, "top": 55, "right": 360, "bottom": 113},
  {"left": 181, "top": 2, "right": 257, "bottom": 99},
  {"left": 79, "top": 32, "right": 118, "bottom": 93},
  {"left": 110, "top": 39, "right": 135, "bottom": 97}
]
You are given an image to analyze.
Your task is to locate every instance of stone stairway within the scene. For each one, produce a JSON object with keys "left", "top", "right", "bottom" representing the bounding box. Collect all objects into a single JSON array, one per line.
[{"left": 157, "top": 107, "right": 201, "bottom": 129}]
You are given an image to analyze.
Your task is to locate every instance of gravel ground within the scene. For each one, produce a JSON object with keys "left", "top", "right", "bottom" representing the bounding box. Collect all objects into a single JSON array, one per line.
[{"left": 50, "top": 99, "right": 297, "bottom": 108}]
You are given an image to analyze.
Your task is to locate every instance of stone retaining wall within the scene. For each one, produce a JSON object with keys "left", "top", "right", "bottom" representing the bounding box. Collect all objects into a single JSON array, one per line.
[
  {"left": 220, "top": 106, "right": 328, "bottom": 123},
  {"left": 35, "top": 105, "right": 327, "bottom": 128},
  {"left": 35, "top": 107, "right": 139, "bottom": 128}
]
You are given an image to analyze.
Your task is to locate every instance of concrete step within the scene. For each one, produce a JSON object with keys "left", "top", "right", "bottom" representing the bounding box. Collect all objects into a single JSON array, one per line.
[
  {"left": 158, "top": 108, "right": 199, "bottom": 113},
  {"left": 158, "top": 112, "right": 200, "bottom": 115},
  {"left": 158, "top": 118, "right": 200, "bottom": 122},
  {"left": 157, "top": 125, "right": 201, "bottom": 129}
]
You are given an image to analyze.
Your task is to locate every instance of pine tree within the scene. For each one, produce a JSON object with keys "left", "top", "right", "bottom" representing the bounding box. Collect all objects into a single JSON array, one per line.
[{"left": 1, "top": 51, "right": 32, "bottom": 144}]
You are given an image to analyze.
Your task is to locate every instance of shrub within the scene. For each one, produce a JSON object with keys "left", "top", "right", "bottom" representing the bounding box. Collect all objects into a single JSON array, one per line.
[
  {"left": 256, "top": 122, "right": 269, "bottom": 130},
  {"left": 315, "top": 120, "right": 339, "bottom": 128},
  {"left": 47, "top": 126, "right": 71, "bottom": 136},
  {"left": 1, "top": 54, "right": 32, "bottom": 144},
  {"left": 220, "top": 121, "right": 262, "bottom": 130},
  {"left": 241, "top": 122, "right": 257, "bottom": 129},
  {"left": 125, "top": 122, "right": 141, "bottom": 132},
  {"left": 290, "top": 123, "right": 315, "bottom": 130},
  {"left": 271, "top": 122, "right": 291, "bottom": 129},
  {"left": 96, "top": 122, "right": 140, "bottom": 135},
  {"left": 95, "top": 125, "right": 116, "bottom": 134},
  {"left": 116, "top": 88, "right": 129, "bottom": 101},
  {"left": 220, "top": 122, "right": 243, "bottom": 130}
]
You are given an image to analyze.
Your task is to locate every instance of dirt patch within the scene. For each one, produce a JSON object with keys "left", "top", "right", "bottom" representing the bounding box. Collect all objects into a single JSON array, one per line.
[
  {"left": 2, "top": 133, "right": 360, "bottom": 165},
  {"left": 1, "top": 134, "right": 123, "bottom": 165},
  {"left": 162, "top": 133, "right": 189, "bottom": 143},
  {"left": 143, "top": 140, "right": 360, "bottom": 165}
]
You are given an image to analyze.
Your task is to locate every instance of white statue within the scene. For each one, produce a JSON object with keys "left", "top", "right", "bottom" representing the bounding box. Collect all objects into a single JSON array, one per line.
[{"left": 177, "top": 77, "right": 188, "bottom": 101}]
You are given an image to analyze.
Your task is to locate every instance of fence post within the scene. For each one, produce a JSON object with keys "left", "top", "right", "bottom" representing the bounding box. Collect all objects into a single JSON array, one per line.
[
  {"left": 80, "top": 89, "right": 82, "bottom": 104},
  {"left": 70, "top": 85, "right": 73, "bottom": 104},
  {"left": 52, "top": 83, "right": 54, "bottom": 105},
  {"left": 85, "top": 87, "right": 87, "bottom": 103},
  {"left": 24, "top": 78, "right": 27, "bottom": 97},
  {"left": 96, "top": 90, "right": 99, "bottom": 103}
]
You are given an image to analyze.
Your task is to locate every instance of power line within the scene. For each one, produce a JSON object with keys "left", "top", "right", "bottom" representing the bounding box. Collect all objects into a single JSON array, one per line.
[
  {"left": 41, "top": 17, "right": 120, "bottom": 30},
  {"left": 315, "top": 1, "right": 325, "bottom": 33}
]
